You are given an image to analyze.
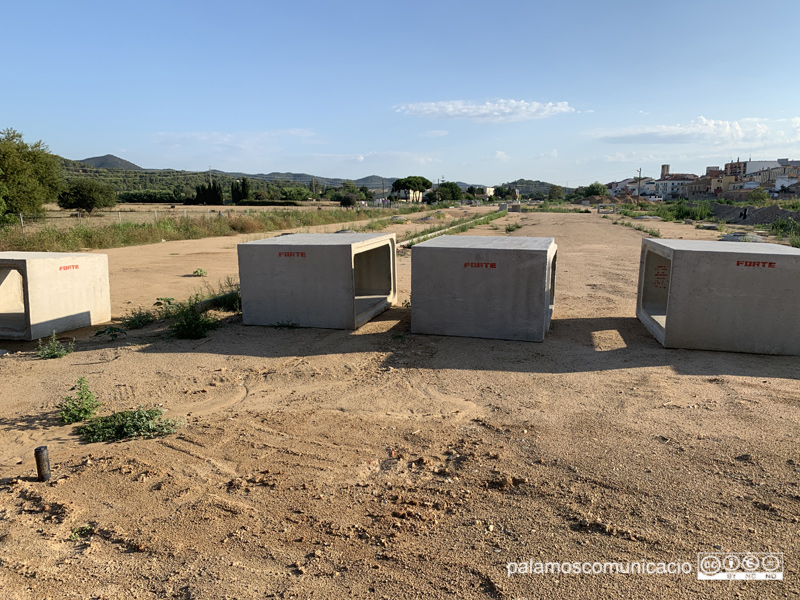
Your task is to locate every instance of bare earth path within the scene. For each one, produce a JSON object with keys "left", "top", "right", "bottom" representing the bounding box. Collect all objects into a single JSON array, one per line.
[{"left": 0, "top": 212, "right": 797, "bottom": 599}]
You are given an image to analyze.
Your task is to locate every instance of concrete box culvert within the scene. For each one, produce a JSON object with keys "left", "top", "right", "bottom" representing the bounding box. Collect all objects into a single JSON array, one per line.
[
  {"left": 238, "top": 233, "right": 397, "bottom": 330},
  {"left": 0, "top": 252, "right": 111, "bottom": 341},
  {"left": 410, "top": 236, "right": 556, "bottom": 342},
  {"left": 636, "top": 239, "right": 800, "bottom": 355}
]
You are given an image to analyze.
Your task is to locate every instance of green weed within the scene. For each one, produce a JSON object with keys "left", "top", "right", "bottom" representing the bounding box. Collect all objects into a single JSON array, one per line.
[
  {"left": 35, "top": 332, "right": 74, "bottom": 359},
  {"left": 198, "top": 277, "right": 241, "bottom": 313},
  {"left": 169, "top": 296, "right": 216, "bottom": 339},
  {"left": 120, "top": 307, "right": 157, "bottom": 329},
  {"left": 76, "top": 406, "right": 182, "bottom": 442},
  {"left": 69, "top": 523, "right": 96, "bottom": 541},
  {"left": 58, "top": 377, "right": 102, "bottom": 424},
  {"left": 93, "top": 325, "right": 126, "bottom": 341}
]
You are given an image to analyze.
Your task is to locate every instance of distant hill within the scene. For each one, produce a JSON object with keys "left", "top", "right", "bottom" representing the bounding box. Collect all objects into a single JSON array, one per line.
[
  {"left": 78, "top": 154, "right": 143, "bottom": 170},
  {"left": 61, "top": 154, "right": 557, "bottom": 196}
]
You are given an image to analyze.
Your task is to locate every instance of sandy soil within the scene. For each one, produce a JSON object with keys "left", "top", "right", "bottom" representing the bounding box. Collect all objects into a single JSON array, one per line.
[{"left": 0, "top": 211, "right": 798, "bottom": 599}]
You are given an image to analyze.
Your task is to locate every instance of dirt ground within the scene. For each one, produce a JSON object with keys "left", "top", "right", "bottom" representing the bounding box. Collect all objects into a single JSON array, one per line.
[{"left": 0, "top": 211, "right": 798, "bottom": 599}]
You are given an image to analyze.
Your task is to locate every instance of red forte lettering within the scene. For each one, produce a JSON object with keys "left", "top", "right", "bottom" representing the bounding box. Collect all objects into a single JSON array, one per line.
[
  {"left": 736, "top": 260, "right": 775, "bottom": 268},
  {"left": 464, "top": 262, "right": 496, "bottom": 269},
  {"left": 59, "top": 265, "right": 79, "bottom": 271},
  {"left": 278, "top": 252, "right": 306, "bottom": 258}
]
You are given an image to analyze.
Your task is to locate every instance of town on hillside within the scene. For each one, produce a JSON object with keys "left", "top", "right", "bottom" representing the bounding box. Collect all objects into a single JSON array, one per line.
[{"left": 606, "top": 159, "right": 800, "bottom": 202}]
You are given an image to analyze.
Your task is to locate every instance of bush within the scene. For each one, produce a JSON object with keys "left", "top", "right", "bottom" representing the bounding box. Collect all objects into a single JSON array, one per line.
[
  {"left": 36, "top": 331, "right": 74, "bottom": 359},
  {"left": 199, "top": 277, "right": 241, "bottom": 313},
  {"left": 121, "top": 307, "right": 157, "bottom": 329},
  {"left": 58, "top": 377, "right": 102, "bottom": 424},
  {"left": 76, "top": 406, "right": 181, "bottom": 442},
  {"left": 169, "top": 296, "right": 216, "bottom": 339}
]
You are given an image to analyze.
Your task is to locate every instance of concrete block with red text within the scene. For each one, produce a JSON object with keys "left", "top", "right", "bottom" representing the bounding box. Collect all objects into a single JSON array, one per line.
[
  {"left": 0, "top": 252, "right": 110, "bottom": 341},
  {"left": 411, "top": 236, "right": 557, "bottom": 341},
  {"left": 238, "top": 233, "right": 396, "bottom": 330},
  {"left": 637, "top": 239, "right": 800, "bottom": 355}
]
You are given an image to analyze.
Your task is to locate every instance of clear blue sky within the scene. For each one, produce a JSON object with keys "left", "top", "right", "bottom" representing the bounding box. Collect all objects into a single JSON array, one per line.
[{"left": 4, "top": 0, "right": 799, "bottom": 187}]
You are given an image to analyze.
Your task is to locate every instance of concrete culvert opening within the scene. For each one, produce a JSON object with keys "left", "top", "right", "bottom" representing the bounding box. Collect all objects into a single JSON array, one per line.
[
  {"left": 640, "top": 250, "right": 671, "bottom": 331},
  {"left": 0, "top": 268, "right": 26, "bottom": 334},
  {"left": 354, "top": 244, "right": 393, "bottom": 317}
]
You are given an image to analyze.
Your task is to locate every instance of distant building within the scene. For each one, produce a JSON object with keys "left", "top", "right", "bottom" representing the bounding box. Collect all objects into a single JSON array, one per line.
[
  {"left": 724, "top": 158, "right": 781, "bottom": 177},
  {"left": 655, "top": 167, "right": 698, "bottom": 200},
  {"left": 688, "top": 174, "right": 736, "bottom": 199}
]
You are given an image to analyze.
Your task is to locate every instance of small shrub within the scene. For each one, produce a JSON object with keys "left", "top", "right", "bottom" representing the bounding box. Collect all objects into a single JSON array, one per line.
[
  {"left": 505, "top": 222, "right": 522, "bottom": 233},
  {"left": 153, "top": 297, "right": 177, "bottom": 319},
  {"left": 36, "top": 332, "right": 74, "bottom": 359},
  {"left": 121, "top": 307, "right": 156, "bottom": 329},
  {"left": 69, "top": 523, "right": 96, "bottom": 541},
  {"left": 789, "top": 233, "right": 800, "bottom": 248},
  {"left": 169, "top": 296, "right": 216, "bottom": 339},
  {"left": 93, "top": 326, "right": 126, "bottom": 341},
  {"left": 58, "top": 377, "right": 102, "bottom": 424},
  {"left": 76, "top": 406, "right": 182, "bottom": 442},
  {"left": 199, "top": 276, "right": 241, "bottom": 313},
  {"left": 192, "top": 268, "right": 207, "bottom": 277}
]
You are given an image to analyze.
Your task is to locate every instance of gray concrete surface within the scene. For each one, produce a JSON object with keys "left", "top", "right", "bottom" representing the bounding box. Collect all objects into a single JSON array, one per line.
[
  {"left": 0, "top": 252, "right": 110, "bottom": 341},
  {"left": 238, "top": 233, "right": 396, "bottom": 330},
  {"left": 411, "top": 236, "right": 557, "bottom": 341},
  {"left": 637, "top": 239, "right": 800, "bottom": 355}
]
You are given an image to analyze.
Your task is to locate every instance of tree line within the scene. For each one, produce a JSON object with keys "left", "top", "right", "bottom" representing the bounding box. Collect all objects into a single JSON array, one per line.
[{"left": 0, "top": 129, "right": 385, "bottom": 217}]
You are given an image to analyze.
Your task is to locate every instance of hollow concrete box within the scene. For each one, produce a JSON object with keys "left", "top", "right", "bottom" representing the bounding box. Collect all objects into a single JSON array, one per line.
[
  {"left": 637, "top": 239, "right": 800, "bottom": 355},
  {"left": 0, "top": 252, "right": 111, "bottom": 341},
  {"left": 411, "top": 236, "right": 557, "bottom": 341},
  {"left": 238, "top": 233, "right": 396, "bottom": 330}
]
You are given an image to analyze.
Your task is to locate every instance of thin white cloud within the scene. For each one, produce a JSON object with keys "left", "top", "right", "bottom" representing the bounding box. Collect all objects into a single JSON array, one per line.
[
  {"left": 396, "top": 99, "right": 575, "bottom": 123},
  {"left": 495, "top": 150, "right": 510, "bottom": 161},
  {"left": 421, "top": 130, "right": 449, "bottom": 138},
  {"left": 597, "top": 116, "right": 800, "bottom": 147},
  {"left": 537, "top": 149, "right": 558, "bottom": 159},
  {"left": 312, "top": 151, "right": 437, "bottom": 166},
  {"left": 153, "top": 129, "right": 319, "bottom": 150}
]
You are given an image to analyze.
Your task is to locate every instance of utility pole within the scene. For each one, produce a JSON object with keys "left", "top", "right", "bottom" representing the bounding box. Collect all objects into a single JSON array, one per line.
[{"left": 637, "top": 168, "right": 642, "bottom": 197}]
